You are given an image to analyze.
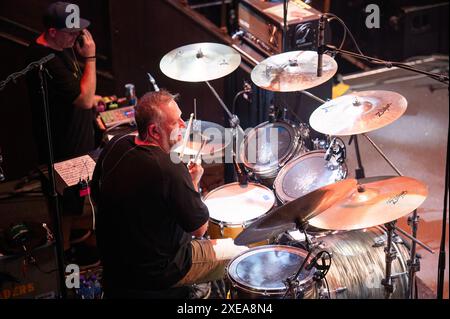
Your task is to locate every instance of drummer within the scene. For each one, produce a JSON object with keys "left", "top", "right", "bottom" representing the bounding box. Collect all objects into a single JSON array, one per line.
[{"left": 91, "top": 89, "right": 248, "bottom": 298}]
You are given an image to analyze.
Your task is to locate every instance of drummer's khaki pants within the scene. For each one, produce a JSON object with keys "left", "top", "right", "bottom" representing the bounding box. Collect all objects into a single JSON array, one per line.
[{"left": 174, "top": 238, "right": 248, "bottom": 286}]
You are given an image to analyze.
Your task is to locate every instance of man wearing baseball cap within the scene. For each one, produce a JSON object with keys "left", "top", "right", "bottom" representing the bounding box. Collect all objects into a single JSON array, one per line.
[{"left": 26, "top": 2, "right": 101, "bottom": 269}]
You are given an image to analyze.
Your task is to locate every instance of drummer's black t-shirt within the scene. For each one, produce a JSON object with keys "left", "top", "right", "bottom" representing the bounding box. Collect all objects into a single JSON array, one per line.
[{"left": 91, "top": 135, "right": 209, "bottom": 291}]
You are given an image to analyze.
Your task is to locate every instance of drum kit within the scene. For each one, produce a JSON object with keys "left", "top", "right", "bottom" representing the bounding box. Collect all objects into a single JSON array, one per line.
[{"left": 159, "top": 42, "right": 433, "bottom": 299}]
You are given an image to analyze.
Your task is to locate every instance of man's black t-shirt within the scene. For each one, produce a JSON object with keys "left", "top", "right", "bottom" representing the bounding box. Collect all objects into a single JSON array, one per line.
[
  {"left": 91, "top": 135, "right": 209, "bottom": 291},
  {"left": 26, "top": 40, "right": 95, "bottom": 163}
]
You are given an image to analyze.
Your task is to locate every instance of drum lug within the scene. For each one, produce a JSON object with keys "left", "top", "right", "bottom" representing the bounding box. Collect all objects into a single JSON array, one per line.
[{"left": 373, "top": 238, "right": 386, "bottom": 248}]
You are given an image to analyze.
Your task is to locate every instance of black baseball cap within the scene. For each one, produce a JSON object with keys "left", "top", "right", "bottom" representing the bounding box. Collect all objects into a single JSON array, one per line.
[{"left": 43, "top": 2, "right": 90, "bottom": 32}]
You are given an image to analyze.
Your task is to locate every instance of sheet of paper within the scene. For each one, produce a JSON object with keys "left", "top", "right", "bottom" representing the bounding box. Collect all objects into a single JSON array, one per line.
[{"left": 54, "top": 155, "right": 96, "bottom": 188}]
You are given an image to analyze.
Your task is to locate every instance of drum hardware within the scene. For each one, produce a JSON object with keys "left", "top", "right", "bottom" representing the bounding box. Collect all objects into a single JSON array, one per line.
[
  {"left": 282, "top": 248, "right": 313, "bottom": 299},
  {"left": 268, "top": 105, "right": 286, "bottom": 123},
  {"left": 324, "top": 137, "right": 346, "bottom": 165},
  {"left": 407, "top": 213, "right": 421, "bottom": 299},
  {"left": 381, "top": 222, "right": 398, "bottom": 299},
  {"left": 283, "top": 249, "right": 332, "bottom": 299}
]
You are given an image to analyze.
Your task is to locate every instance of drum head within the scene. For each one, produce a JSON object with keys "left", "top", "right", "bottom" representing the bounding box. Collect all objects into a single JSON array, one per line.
[
  {"left": 240, "top": 121, "right": 301, "bottom": 175},
  {"left": 227, "top": 245, "right": 314, "bottom": 292},
  {"left": 274, "top": 150, "right": 347, "bottom": 203},
  {"left": 203, "top": 183, "right": 275, "bottom": 225}
]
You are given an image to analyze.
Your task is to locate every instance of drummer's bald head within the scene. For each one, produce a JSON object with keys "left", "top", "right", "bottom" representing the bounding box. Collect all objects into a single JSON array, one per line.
[{"left": 135, "top": 90, "right": 179, "bottom": 140}]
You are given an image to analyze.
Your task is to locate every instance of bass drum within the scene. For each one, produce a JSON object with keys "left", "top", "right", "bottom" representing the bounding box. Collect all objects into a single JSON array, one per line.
[
  {"left": 312, "top": 227, "right": 410, "bottom": 299},
  {"left": 239, "top": 120, "right": 309, "bottom": 187}
]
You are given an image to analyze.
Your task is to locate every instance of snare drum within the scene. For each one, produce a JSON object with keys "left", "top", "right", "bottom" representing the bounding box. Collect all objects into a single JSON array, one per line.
[
  {"left": 239, "top": 120, "right": 308, "bottom": 186},
  {"left": 273, "top": 150, "right": 347, "bottom": 204},
  {"left": 203, "top": 183, "right": 275, "bottom": 241},
  {"left": 227, "top": 245, "right": 318, "bottom": 299}
]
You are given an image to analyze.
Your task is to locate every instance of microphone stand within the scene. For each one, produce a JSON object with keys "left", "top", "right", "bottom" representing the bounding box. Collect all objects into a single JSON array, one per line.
[
  {"left": 204, "top": 81, "right": 245, "bottom": 182},
  {"left": 0, "top": 55, "right": 67, "bottom": 298},
  {"left": 282, "top": 0, "right": 288, "bottom": 52},
  {"left": 324, "top": 44, "right": 448, "bottom": 299}
]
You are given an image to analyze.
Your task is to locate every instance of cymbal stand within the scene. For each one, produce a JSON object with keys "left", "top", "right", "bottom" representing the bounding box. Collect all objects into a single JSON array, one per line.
[
  {"left": 361, "top": 133, "right": 427, "bottom": 298},
  {"left": 381, "top": 221, "right": 397, "bottom": 299},
  {"left": 300, "top": 89, "right": 431, "bottom": 298},
  {"left": 204, "top": 81, "right": 245, "bottom": 179}
]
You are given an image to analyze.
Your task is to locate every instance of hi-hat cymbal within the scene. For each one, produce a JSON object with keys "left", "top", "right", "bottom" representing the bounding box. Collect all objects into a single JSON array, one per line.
[
  {"left": 251, "top": 51, "right": 337, "bottom": 92},
  {"left": 308, "top": 176, "right": 428, "bottom": 231},
  {"left": 160, "top": 43, "right": 241, "bottom": 82},
  {"left": 309, "top": 90, "right": 408, "bottom": 136},
  {"left": 234, "top": 179, "right": 357, "bottom": 245}
]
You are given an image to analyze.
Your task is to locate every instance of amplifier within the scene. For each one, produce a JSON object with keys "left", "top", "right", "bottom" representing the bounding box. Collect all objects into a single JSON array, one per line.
[
  {"left": 0, "top": 243, "right": 59, "bottom": 299},
  {"left": 238, "top": 0, "right": 323, "bottom": 56}
]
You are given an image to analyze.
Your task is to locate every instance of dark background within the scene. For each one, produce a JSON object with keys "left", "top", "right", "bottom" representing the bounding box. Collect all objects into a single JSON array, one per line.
[{"left": 0, "top": 0, "right": 448, "bottom": 180}]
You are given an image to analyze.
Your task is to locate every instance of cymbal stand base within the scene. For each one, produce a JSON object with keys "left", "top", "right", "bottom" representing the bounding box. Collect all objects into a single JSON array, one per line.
[{"left": 381, "top": 221, "right": 397, "bottom": 299}]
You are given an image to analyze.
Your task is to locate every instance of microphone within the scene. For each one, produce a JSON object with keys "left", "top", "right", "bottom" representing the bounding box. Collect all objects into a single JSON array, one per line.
[
  {"left": 324, "top": 137, "right": 337, "bottom": 161},
  {"left": 233, "top": 155, "right": 248, "bottom": 186},
  {"left": 147, "top": 73, "right": 160, "bottom": 92},
  {"left": 317, "top": 14, "right": 325, "bottom": 77}
]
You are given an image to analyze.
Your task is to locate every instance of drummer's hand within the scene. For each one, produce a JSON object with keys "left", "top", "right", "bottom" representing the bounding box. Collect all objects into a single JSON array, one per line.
[{"left": 188, "top": 161, "right": 204, "bottom": 191}]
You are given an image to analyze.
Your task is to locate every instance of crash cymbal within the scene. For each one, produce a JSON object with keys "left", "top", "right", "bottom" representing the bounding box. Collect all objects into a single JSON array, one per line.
[
  {"left": 251, "top": 50, "right": 337, "bottom": 92},
  {"left": 308, "top": 176, "right": 428, "bottom": 231},
  {"left": 234, "top": 179, "right": 357, "bottom": 245},
  {"left": 160, "top": 43, "right": 241, "bottom": 82},
  {"left": 172, "top": 120, "right": 229, "bottom": 156},
  {"left": 309, "top": 90, "right": 408, "bottom": 136}
]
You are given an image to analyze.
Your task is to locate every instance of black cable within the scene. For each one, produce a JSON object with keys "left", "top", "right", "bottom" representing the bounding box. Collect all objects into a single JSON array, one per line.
[
  {"left": 323, "top": 13, "right": 364, "bottom": 56},
  {"left": 232, "top": 90, "right": 246, "bottom": 115}
]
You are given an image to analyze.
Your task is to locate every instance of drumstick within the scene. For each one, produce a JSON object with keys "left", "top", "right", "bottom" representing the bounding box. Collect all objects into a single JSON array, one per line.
[
  {"left": 193, "top": 138, "right": 207, "bottom": 164},
  {"left": 180, "top": 113, "right": 194, "bottom": 160}
]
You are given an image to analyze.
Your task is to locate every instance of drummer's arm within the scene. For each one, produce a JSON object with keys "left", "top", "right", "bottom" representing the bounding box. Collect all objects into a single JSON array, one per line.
[{"left": 191, "top": 221, "right": 208, "bottom": 238}]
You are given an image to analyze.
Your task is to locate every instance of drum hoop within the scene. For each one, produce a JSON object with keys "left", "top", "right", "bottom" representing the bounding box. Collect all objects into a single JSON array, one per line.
[
  {"left": 204, "top": 182, "right": 276, "bottom": 225},
  {"left": 273, "top": 150, "right": 348, "bottom": 204},
  {"left": 227, "top": 245, "right": 316, "bottom": 292},
  {"left": 239, "top": 121, "right": 302, "bottom": 173}
]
